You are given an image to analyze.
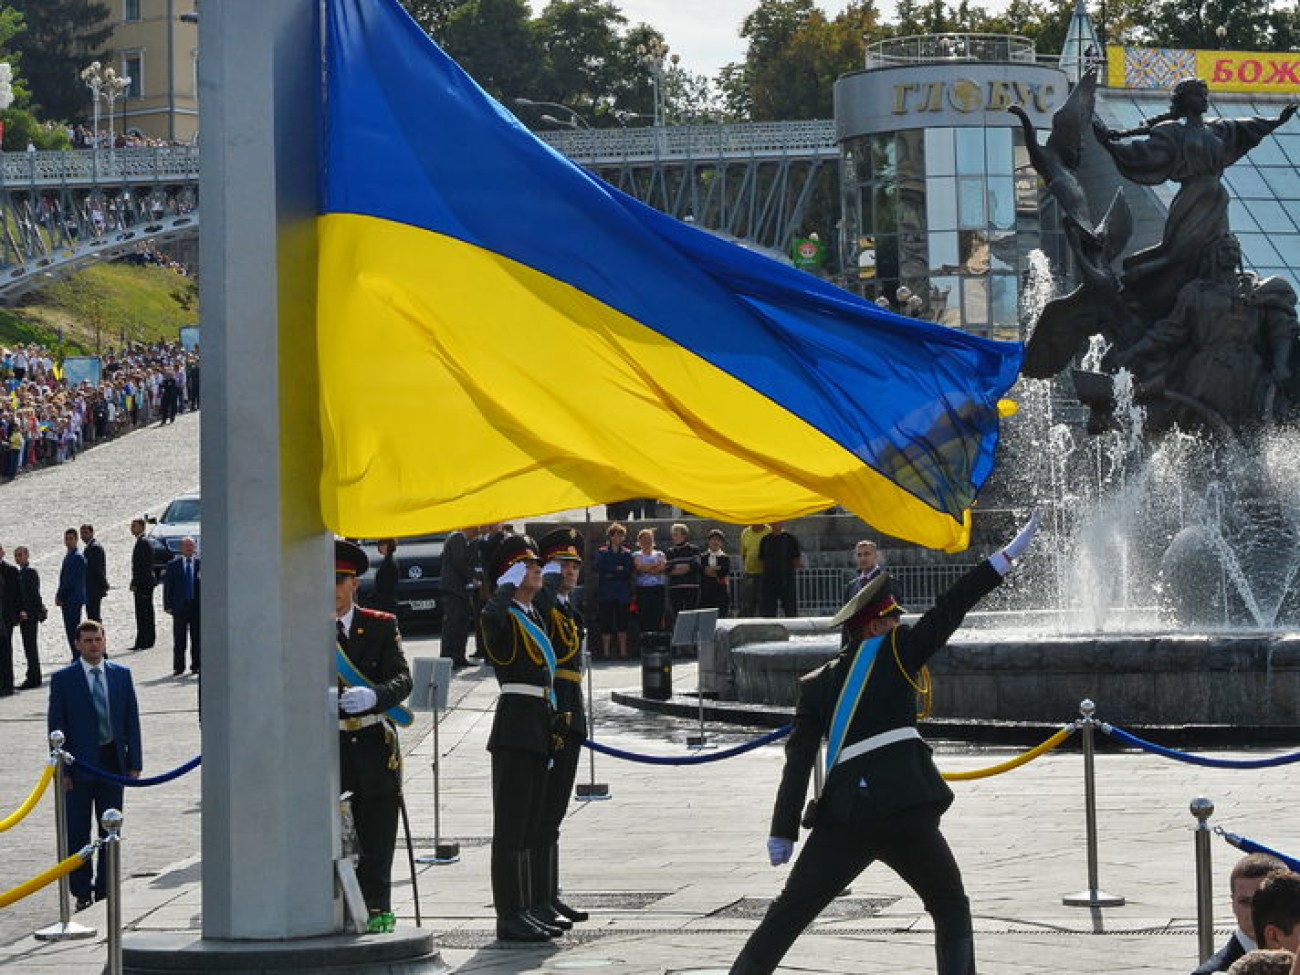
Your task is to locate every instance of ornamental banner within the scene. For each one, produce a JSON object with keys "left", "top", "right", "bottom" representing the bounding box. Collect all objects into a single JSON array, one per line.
[{"left": 1107, "top": 45, "right": 1300, "bottom": 93}]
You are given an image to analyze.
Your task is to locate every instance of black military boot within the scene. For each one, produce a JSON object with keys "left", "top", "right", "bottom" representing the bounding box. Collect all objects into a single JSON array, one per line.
[
  {"left": 526, "top": 846, "right": 573, "bottom": 930},
  {"left": 518, "top": 850, "right": 564, "bottom": 938},
  {"left": 546, "top": 843, "right": 588, "bottom": 922},
  {"left": 492, "top": 850, "right": 548, "bottom": 943},
  {"left": 935, "top": 935, "right": 976, "bottom": 975}
]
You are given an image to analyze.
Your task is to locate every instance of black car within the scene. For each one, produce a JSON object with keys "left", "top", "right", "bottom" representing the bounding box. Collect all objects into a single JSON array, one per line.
[
  {"left": 355, "top": 533, "right": 448, "bottom": 628},
  {"left": 143, "top": 492, "right": 201, "bottom": 579}
]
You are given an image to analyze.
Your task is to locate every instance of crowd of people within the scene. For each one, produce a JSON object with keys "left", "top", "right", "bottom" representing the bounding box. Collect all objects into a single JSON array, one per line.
[
  {"left": 68, "top": 124, "right": 191, "bottom": 150},
  {"left": 0, "top": 340, "right": 199, "bottom": 481}
]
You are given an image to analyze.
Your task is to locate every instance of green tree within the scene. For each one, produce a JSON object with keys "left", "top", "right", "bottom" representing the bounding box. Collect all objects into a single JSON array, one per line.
[
  {"left": 7, "top": 0, "right": 112, "bottom": 122},
  {"left": 438, "top": 0, "right": 544, "bottom": 101},
  {"left": 398, "top": 0, "right": 467, "bottom": 36}
]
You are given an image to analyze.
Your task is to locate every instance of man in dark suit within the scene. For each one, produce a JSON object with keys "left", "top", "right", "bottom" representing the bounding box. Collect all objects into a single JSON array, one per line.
[
  {"left": 80, "top": 524, "right": 109, "bottom": 623},
  {"left": 1194, "top": 853, "right": 1288, "bottom": 974},
  {"left": 47, "top": 620, "right": 142, "bottom": 910},
  {"left": 55, "top": 528, "right": 86, "bottom": 655},
  {"left": 841, "top": 539, "right": 884, "bottom": 649},
  {"left": 439, "top": 526, "right": 482, "bottom": 667},
  {"left": 14, "top": 546, "right": 45, "bottom": 688},
  {"left": 334, "top": 539, "right": 412, "bottom": 933},
  {"left": 729, "top": 510, "right": 1041, "bottom": 975},
  {"left": 480, "top": 533, "right": 562, "bottom": 943},
  {"left": 128, "top": 518, "right": 156, "bottom": 650},
  {"left": 0, "top": 544, "right": 19, "bottom": 695},
  {"left": 162, "top": 536, "right": 200, "bottom": 676}
]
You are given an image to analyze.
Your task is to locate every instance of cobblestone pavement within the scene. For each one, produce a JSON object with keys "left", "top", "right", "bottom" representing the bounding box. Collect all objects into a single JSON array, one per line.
[{"left": 0, "top": 412, "right": 1297, "bottom": 973}]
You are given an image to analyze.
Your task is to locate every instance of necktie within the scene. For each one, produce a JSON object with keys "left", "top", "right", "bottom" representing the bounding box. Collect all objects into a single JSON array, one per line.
[
  {"left": 90, "top": 667, "right": 112, "bottom": 745},
  {"left": 184, "top": 559, "right": 194, "bottom": 600}
]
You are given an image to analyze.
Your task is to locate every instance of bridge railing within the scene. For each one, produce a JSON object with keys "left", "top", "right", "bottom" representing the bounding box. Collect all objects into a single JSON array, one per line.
[
  {"left": 0, "top": 147, "right": 200, "bottom": 187},
  {"left": 538, "top": 119, "right": 838, "bottom": 163}
]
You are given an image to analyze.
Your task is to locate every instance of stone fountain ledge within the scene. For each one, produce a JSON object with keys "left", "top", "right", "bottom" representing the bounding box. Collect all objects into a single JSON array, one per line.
[{"left": 685, "top": 617, "right": 1300, "bottom": 734}]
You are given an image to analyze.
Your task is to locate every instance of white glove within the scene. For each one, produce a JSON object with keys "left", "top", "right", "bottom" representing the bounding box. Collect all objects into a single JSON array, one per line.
[
  {"left": 339, "top": 686, "right": 378, "bottom": 714},
  {"left": 991, "top": 507, "right": 1041, "bottom": 576},
  {"left": 766, "top": 836, "right": 794, "bottom": 866},
  {"left": 497, "top": 562, "right": 527, "bottom": 588},
  {"left": 542, "top": 560, "right": 563, "bottom": 576}
]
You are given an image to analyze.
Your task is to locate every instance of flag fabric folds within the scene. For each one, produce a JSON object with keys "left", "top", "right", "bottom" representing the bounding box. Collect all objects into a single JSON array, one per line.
[{"left": 317, "top": 0, "right": 1024, "bottom": 552}]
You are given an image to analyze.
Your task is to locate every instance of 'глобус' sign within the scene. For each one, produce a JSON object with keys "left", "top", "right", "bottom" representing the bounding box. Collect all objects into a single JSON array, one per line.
[{"left": 834, "top": 62, "right": 1069, "bottom": 139}]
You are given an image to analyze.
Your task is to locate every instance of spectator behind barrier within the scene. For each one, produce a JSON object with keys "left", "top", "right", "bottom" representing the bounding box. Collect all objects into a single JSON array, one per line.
[
  {"left": 1196, "top": 853, "right": 1290, "bottom": 975},
  {"left": 1254, "top": 871, "right": 1300, "bottom": 954},
  {"left": 1228, "top": 950, "right": 1295, "bottom": 975}
]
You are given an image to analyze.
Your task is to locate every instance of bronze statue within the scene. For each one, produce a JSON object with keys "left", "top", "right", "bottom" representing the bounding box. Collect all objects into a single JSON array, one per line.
[{"left": 1020, "top": 71, "right": 1300, "bottom": 440}]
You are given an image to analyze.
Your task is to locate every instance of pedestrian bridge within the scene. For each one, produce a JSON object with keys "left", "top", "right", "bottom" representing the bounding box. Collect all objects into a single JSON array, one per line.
[
  {"left": 0, "top": 147, "right": 199, "bottom": 302},
  {"left": 0, "top": 121, "right": 839, "bottom": 301}
]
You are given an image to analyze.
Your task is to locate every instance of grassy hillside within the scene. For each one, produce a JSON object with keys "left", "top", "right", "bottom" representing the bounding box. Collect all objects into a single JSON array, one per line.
[{"left": 0, "top": 262, "right": 198, "bottom": 354}]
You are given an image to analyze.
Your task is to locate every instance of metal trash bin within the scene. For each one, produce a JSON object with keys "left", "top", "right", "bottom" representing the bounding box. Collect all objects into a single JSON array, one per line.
[{"left": 640, "top": 631, "right": 672, "bottom": 700}]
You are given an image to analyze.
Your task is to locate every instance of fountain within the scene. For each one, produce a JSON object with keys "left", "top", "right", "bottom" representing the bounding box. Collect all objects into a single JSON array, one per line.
[{"left": 708, "top": 70, "right": 1300, "bottom": 732}]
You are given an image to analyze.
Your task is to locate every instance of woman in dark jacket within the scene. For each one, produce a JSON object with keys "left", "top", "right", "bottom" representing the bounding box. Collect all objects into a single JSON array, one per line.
[{"left": 371, "top": 538, "right": 399, "bottom": 614}]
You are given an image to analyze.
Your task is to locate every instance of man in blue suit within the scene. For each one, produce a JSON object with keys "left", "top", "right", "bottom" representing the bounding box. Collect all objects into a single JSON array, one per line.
[
  {"left": 162, "top": 536, "right": 200, "bottom": 676},
  {"left": 55, "top": 528, "right": 86, "bottom": 655},
  {"left": 48, "top": 620, "right": 142, "bottom": 910}
]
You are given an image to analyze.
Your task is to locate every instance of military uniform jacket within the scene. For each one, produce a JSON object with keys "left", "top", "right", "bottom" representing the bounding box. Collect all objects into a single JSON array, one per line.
[
  {"left": 339, "top": 606, "right": 412, "bottom": 796},
  {"left": 770, "top": 561, "right": 1003, "bottom": 840},
  {"left": 481, "top": 583, "right": 554, "bottom": 758},
  {"left": 537, "top": 574, "right": 586, "bottom": 739}
]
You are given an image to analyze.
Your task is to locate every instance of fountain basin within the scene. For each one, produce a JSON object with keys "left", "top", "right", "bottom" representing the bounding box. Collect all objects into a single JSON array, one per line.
[{"left": 715, "top": 621, "right": 1300, "bottom": 726}]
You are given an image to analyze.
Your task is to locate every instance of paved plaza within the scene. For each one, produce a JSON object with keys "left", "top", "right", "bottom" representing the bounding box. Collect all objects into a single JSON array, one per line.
[{"left": 0, "top": 413, "right": 1296, "bottom": 973}]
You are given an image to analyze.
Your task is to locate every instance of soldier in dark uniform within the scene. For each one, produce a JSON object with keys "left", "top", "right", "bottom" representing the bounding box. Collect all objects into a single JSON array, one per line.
[
  {"left": 533, "top": 527, "right": 590, "bottom": 929},
  {"left": 334, "top": 539, "right": 413, "bottom": 934},
  {"left": 729, "top": 511, "right": 1041, "bottom": 975},
  {"left": 480, "top": 534, "right": 564, "bottom": 942}
]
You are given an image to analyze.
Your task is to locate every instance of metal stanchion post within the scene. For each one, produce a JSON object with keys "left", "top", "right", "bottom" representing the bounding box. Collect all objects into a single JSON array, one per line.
[
  {"left": 686, "top": 635, "right": 715, "bottom": 750},
  {"left": 416, "top": 671, "right": 459, "bottom": 865},
  {"left": 575, "top": 641, "right": 610, "bottom": 800},
  {"left": 34, "top": 731, "right": 97, "bottom": 941},
  {"left": 1063, "top": 699, "right": 1125, "bottom": 907},
  {"left": 1192, "top": 797, "right": 1216, "bottom": 964},
  {"left": 102, "top": 808, "right": 123, "bottom": 975}
]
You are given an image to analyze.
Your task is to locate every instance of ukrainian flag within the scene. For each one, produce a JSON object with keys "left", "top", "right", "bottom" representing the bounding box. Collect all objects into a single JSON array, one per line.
[{"left": 317, "top": 0, "right": 1023, "bottom": 552}]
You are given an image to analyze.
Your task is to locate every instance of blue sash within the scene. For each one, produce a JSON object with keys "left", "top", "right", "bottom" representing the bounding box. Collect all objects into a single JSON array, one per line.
[
  {"left": 336, "top": 644, "right": 414, "bottom": 727},
  {"left": 825, "top": 635, "right": 884, "bottom": 773},
  {"left": 508, "top": 605, "right": 558, "bottom": 708}
]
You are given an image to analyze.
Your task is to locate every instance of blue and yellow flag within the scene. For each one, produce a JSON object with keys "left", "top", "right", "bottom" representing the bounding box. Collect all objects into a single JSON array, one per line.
[{"left": 317, "top": 0, "right": 1023, "bottom": 552}]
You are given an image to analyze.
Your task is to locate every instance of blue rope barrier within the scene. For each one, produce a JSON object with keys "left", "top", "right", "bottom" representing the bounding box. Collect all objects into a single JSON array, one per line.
[
  {"left": 1103, "top": 725, "right": 1300, "bottom": 769},
  {"left": 70, "top": 754, "right": 201, "bottom": 786},
  {"left": 583, "top": 725, "right": 791, "bottom": 765},
  {"left": 1219, "top": 829, "right": 1300, "bottom": 872}
]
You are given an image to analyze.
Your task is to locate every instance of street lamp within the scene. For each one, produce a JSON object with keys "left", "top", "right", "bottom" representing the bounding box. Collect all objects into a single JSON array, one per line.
[
  {"left": 513, "top": 97, "right": 591, "bottom": 129},
  {"left": 101, "top": 67, "right": 131, "bottom": 146},
  {"left": 81, "top": 61, "right": 105, "bottom": 146},
  {"left": 637, "top": 40, "right": 679, "bottom": 127}
]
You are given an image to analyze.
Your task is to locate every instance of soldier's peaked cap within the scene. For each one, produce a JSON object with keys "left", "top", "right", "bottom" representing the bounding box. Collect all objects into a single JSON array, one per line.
[
  {"left": 537, "top": 527, "right": 584, "bottom": 562},
  {"left": 487, "top": 533, "right": 540, "bottom": 580},
  {"left": 828, "top": 571, "right": 904, "bottom": 627},
  {"left": 335, "top": 538, "right": 369, "bottom": 577}
]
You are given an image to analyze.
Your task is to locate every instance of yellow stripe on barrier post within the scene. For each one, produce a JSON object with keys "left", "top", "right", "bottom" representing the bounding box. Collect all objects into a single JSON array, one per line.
[
  {"left": 0, "top": 850, "right": 89, "bottom": 910},
  {"left": 942, "top": 725, "right": 1077, "bottom": 781},
  {"left": 0, "top": 763, "right": 55, "bottom": 832}
]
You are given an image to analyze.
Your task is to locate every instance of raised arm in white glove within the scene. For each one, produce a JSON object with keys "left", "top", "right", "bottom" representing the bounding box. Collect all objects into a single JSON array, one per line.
[
  {"left": 767, "top": 836, "right": 794, "bottom": 866},
  {"left": 339, "top": 686, "right": 378, "bottom": 714},
  {"left": 497, "top": 561, "right": 527, "bottom": 589},
  {"left": 989, "top": 507, "right": 1041, "bottom": 576},
  {"left": 542, "top": 560, "right": 563, "bottom": 576}
]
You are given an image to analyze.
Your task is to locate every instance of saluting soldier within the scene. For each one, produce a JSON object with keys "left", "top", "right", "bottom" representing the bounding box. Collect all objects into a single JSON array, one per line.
[
  {"left": 729, "top": 510, "right": 1041, "bottom": 975},
  {"left": 334, "top": 539, "right": 413, "bottom": 934},
  {"left": 533, "top": 527, "right": 590, "bottom": 929},
  {"left": 480, "top": 534, "right": 565, "bottom": 942}
]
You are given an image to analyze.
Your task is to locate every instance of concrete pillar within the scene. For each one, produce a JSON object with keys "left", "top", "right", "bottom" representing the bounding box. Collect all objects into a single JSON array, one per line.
[{"left": 198, "top": 0, "right": 337, "bottom": 940}]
